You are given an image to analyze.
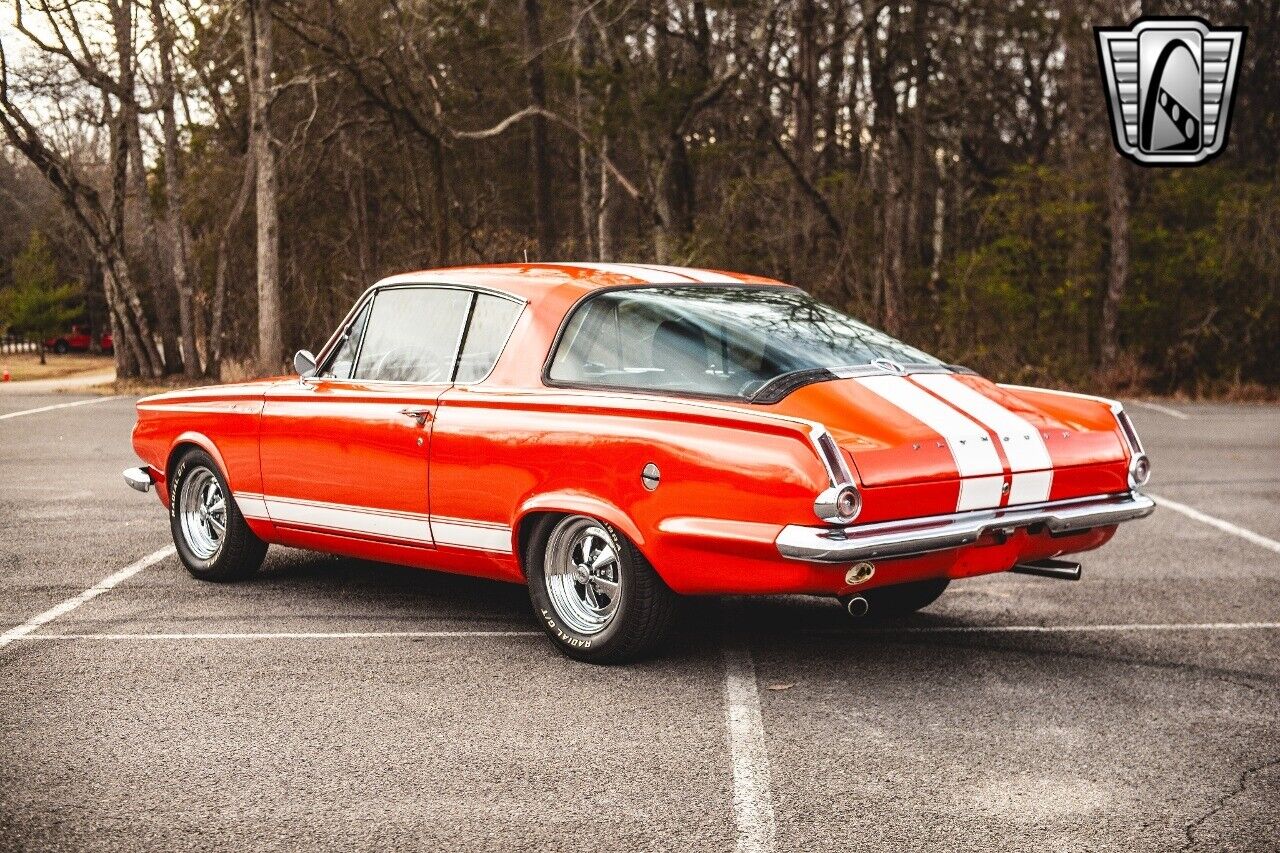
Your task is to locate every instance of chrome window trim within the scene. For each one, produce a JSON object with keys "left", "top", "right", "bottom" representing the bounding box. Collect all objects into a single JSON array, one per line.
[
  {"left": 541, "top": 283, "right": 948, "bottom": 404},
  {"left": 312, "top": 282, "right": 526, "bottom": 389}
]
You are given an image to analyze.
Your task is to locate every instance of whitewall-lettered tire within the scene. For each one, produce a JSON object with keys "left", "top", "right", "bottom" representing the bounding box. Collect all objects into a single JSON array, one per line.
[
  {"left": 169, "top": 448, "right": 267, "bottom": 582},
  {"left": 524, "top": 514, "right": 677, "bottom": 663}
]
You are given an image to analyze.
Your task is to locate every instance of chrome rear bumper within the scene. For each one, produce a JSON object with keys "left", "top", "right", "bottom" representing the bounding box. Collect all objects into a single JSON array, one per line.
[{"left": 776, "top": 491, "right": 1155, "bottom": 563}]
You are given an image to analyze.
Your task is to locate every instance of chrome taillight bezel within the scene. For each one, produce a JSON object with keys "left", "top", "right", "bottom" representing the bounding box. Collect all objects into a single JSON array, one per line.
[{"left": 815, "top": 484, "right": 862, "bottom": 524}]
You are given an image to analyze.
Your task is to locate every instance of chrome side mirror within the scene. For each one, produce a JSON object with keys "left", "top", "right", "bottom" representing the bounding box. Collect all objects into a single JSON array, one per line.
[{"left": 294, "top": 349, "right": 318, "bottom": 378}]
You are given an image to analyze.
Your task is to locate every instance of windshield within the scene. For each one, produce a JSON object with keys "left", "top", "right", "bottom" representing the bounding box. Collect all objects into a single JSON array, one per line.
[{"left": 546, "top": 285, "right": 945, "bottom": 401}]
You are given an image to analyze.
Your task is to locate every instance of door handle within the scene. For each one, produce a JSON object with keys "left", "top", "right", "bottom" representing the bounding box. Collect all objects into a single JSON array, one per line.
[{"left": 399, "top": 408, "right": 433, "bottom": 427}]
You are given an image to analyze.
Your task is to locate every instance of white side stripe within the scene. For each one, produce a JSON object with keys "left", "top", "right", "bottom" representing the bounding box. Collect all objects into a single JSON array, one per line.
[
  {"left": 431, "top": 517, "right": 513, "bottom": 553},
  {"left": 234, "top": 493, "right": 270, "bottom": 520},
  {"left": 235, "top": 493, "right": 512, "bottom": 553},
  {"left": 265, "top": 495, "right": 434, "bottom": 544},
  {"left": 857, "top": 374, "right": 1003, "bottom": 482},
  {"left": 556, "top": 262, "right": 694, "bottom": 283}
]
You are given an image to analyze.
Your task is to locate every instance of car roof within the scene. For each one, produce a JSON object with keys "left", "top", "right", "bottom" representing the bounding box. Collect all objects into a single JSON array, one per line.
[{"left": 374, "top": 262, "right": 788, "bottom": 302}]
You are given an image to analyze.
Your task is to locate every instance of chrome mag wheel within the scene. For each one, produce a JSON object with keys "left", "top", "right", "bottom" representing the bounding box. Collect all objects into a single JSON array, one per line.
[
  {"left": 179, "top": 467, "right": 227, "bottom": 560},
  {"left": 543, "top": 517, "right": 622, "bottom": 635}
]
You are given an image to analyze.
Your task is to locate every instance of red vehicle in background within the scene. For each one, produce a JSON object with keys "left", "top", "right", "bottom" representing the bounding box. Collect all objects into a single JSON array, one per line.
[{"left": 45, "top": 324, "right": 113, "bottom": 354}]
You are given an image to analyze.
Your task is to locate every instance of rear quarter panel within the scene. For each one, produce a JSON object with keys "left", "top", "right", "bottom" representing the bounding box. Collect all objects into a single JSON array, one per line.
[{"left": 431, "top": 387, "right": 832, "bottom": 594}]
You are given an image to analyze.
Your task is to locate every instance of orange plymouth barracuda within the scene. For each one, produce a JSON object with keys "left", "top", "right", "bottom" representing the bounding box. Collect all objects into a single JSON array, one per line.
[{"left": 125, "top": 263, "right": 1154, "bottom": 662}]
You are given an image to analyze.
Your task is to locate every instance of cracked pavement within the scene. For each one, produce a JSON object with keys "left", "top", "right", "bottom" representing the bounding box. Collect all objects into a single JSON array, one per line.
[{"left": 1, "top": 394, "right": 1277, "bottom": 851}]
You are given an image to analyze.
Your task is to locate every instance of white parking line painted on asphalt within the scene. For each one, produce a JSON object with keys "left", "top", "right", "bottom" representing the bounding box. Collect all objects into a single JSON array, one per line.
[
  {"left": 722, "top": 635, "right": 777, "bottom": 853},
  {"left": 804, "top": 622, "right": 1280, "bottom": 636},
  {"left": 10, "top": 630, "right": 542, "bottom": 640},
  {"left": 1129, "top": 400, "right": 1190, "bottom": 419},
  {"left": 0, "top": 395, "right": 119, "bottom": 421},
  {"left": 9, "top": 623, "right": 1280, "bottom": 643},
  {"left": 0, "top": 546, "right": 174, "bottom": 649},
  {"left": 1150, "top": 494, "right": 1280, "bottom": 555}
]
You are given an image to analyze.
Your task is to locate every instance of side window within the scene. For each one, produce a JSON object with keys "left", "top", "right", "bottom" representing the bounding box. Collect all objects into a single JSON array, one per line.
[
  {"left": 353, "top": 288, "right": 471, "bottom": 383},
  {"left": 320, "top": 301, "right": 371, "bottom": 379},
  {"left": 455, "top": 294, "right": 522, "bottom": 382}
]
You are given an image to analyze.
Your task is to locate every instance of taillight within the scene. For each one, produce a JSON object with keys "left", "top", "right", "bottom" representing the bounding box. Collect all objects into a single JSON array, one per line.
[{"left": 815, "top": 484, "right": 862, "bottom": 524}]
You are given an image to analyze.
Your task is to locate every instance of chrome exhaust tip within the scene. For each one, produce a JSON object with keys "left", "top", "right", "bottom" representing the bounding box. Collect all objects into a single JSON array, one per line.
[
  {"left": 842, "top": 595, "right": 870, "bottom": 618},
  {"left": 1009, "top": 558, "right": 1082, "bottom": 581}
]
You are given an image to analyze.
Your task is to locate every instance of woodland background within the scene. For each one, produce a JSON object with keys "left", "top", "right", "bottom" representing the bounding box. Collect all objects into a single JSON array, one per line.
[{"left": 0, "top": 0, "right": 1276, "bottom": 395}]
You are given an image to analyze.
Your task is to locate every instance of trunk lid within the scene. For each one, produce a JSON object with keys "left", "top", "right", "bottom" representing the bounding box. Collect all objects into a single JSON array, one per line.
[{"left": 770, "top": 371, "right": 1128, "bottom": 493}]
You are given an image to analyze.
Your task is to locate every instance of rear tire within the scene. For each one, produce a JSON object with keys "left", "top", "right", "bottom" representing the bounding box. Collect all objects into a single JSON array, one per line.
[
  {"left": 169, "top": 448, "right": 267, "bottom": 582},
  {"left": 525, "top": 514, "right": 678, "bottom": 664},
  {"left": 849, "top": 578, "right": 950, "bottom": 618},
  {"left": 53, "top": 340, "right": 69, "bottom": 354}
]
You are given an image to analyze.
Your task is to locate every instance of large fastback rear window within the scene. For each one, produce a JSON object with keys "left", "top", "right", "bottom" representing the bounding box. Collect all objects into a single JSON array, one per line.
[{"left": 546, "top": 285, "right": 943, "bottom": 401}]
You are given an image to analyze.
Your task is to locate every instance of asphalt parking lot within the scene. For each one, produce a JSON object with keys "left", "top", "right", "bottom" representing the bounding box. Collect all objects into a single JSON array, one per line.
[{"left": 1, "top": 392, "right": 1277, "bottom": 852}]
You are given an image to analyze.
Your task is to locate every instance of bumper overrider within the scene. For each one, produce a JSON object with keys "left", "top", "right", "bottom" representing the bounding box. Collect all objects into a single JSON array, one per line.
[{"left": 776, "top": 491, "right": 1155, "bottom": 563}]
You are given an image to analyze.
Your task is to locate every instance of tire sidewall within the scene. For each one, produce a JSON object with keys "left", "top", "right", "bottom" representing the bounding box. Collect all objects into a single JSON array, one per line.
[
  {"left": 526, "top": 517, "right": 633, "bottom": 657},
  {"left": 169, "top": 450, "right": 229, "bottom": 576}
]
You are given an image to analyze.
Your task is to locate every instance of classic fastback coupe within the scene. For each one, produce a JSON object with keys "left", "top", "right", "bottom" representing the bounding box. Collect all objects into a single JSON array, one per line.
[{"left": 126, "top": 263, "right": 1154, "bottom": 662}]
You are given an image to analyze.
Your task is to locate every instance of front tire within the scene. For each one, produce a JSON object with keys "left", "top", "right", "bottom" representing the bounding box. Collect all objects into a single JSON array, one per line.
[
  {"left": 169, "top": 448, "right": 267, "bottom": 582},
  {"left": 53, "top": 340, "right": 69, "bottom": 354},
  {"left": 525, "top": 514, "right": 677, "bottom": 664}
]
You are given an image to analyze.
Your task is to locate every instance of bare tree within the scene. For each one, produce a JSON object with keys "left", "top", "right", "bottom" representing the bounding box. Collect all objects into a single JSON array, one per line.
[
  {"left": 151, "top": 0, "right": 199, "bottom": 376},
  {"left": 523, "top": 0, "right": 555, "bottom": 260},
  {"left": 1, "top": 0, "right": 164, "bottom": 378},
  {"left": 243, "top": 0, "right": 283, "bottom": 373}
]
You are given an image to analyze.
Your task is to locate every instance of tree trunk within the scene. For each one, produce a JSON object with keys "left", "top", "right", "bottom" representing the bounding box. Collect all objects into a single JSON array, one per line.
[
  {"left": 244, "top": 0, "right": 283, "bottom": 374},
  {"left": 1100, "top": 152, "right": 1129, "bottom": 367},
  {"left": 597, "top": 133, "right": 612, "bottom": 260},
  {"left": 791, "top": 0, "right": 818, "bottom": 277},
  {"left": 573, "top": 6, "right": 596, "bottom": 258},
  {"left": 111, "top": 0, "right": 181, "bottom": 375},
  {"left": 928, "top": 146, "right": 947, "bottom": 295},
  {"left": 904, "top": 0, "right": 931, "bottom": 267},
  {"left": 523, "top": 0, "right": 555, "bottom": 259},
  {"left": 211, "top": 152, "right": 255, "bottom": 375},
  {"left": 152, "top": 0, "right": 200, "bottom": 378}
]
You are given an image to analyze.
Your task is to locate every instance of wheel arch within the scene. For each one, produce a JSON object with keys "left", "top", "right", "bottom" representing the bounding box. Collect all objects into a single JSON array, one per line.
[
  {"left": 165, "top": 432, "right": 231, "bottom": 490},
  {"left": 513, "top": 492, "right": 647, "bottom": 579}
]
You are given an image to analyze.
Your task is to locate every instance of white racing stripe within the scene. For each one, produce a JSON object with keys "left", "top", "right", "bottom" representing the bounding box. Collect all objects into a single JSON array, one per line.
[
  {"left": 913, "top": 374, "right": 1054, "bottom": 504},
  {"left": 0, "top": 395, "right": 119, "bottom": 421},
  {"left": 0, "top": 546, "right": 174, "bottom": 648},
  {"left": 856, "top": 374, "right": 1003, "bottom": 510}
]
